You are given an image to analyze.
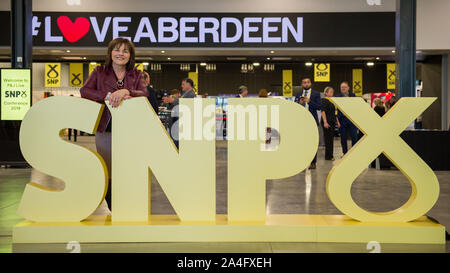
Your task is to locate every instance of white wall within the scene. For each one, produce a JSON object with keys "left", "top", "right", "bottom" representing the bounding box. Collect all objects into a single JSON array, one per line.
[
  {"left": 417, "top": 0, "right": 450, "bottom": 51},
  {"left": 18, "top": 0, "right": 396, "bottom": 12}
]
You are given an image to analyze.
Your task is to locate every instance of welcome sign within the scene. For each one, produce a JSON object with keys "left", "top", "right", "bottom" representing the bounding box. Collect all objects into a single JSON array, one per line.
[{"left": 0, "top": 12, "right": 395, "bottom": 48}]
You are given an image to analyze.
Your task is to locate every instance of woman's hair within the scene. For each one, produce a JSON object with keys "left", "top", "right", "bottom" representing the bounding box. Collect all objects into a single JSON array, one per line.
[
  {"left": 374, "top": 98, "right": 383, "bottom": 107},
  {"left": 323, "top": 86, "right": 334, "bottom": 95},
  {"left": 258, "top": 89, "right": 268, "bottom": 97},
  {"left": 105, "top": 38, "right": 136, "bottom": 71}
]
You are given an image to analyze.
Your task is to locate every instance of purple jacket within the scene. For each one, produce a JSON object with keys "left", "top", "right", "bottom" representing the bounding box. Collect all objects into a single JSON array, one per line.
[{"left": 80, "top": 65, "right": 148, "bottom": 132}]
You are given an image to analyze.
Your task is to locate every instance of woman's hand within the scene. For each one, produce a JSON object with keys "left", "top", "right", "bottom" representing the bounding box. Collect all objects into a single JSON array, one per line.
[
  {"left": 337, "top": 121, "right": 341, "bottom": 128},
  {"left": 324, "top": 121, "right": 330, "bottom": 129},
  {"left": 108, "top": 89, "right": 130, "bottom": 108}
]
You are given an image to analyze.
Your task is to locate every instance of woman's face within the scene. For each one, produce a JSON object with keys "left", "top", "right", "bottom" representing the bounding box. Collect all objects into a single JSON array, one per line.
[
  {"left": 111, "top": 43, "right": 130, "bottom": 67},
  {"left": 326, "top": 88, "right": 334, "bottom": 97}
]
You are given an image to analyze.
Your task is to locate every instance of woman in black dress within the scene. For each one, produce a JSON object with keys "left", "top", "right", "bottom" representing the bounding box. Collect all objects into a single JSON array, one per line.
[{"left": 321, "top": 87, "right": 340, "bottom": 160}]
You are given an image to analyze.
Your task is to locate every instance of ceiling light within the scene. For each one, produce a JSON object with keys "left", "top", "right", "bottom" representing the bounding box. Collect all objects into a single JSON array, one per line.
[
  {"left": 253, "top": 62, "right": 260, "bottom": 66},
  {"left": 366, "top": 62, "right": 375, "bottom": 66},
  {"left": 305, "top": 62, "right": 313, "bottom": 66},
  {"left": 66, "top": 50, "right": 71, "bottom": 53},
  {"left": 83, "top": 57, "right": 87, "bottom": 59},
  {"left": 226, "top": 57, "right": 246, "bottom": 61},
  {"left": 392, "top": 50, "right": 396, "bottom": 53},
  {"left": 167, "top": 57, "right": 171, "bottom": 60},
  {"left": 270, "top": 50, "right": 275, "bottom": 54},
  {"left": 142, "top": 62, "right": 149, "bottom": 66},
  {"left": 376, "top": 57, "right": 380, "bottom": 60},
  {"left": 161, "top": 50, "right": 165, "bottom": 54},
  {"left": 200, "top": 62, "right": 207, "bottom": 66},
  {"left": 90, "top": 62, "right": 97, "bottom": 65},
  {"left": 266, "top": 57, "right": 271, "bottom": 60}
]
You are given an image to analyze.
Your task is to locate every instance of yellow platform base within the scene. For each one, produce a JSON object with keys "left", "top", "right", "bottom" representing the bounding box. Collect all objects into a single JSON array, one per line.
[{"left": 12, "top": 214, "right": 445, "bottom": 244}]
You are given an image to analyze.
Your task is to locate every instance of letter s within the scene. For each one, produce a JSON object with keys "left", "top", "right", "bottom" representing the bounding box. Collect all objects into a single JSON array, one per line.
[{"left": 18, "top": 96, "right": 107, "bottom": 222}]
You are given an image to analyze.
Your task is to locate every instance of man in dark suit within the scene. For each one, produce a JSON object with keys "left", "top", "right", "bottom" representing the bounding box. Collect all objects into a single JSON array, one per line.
[
  {"left": 295, "top": 77, "right": 321, "bottom": 169},
  {"left": 162, "top": 78, "right": 197, "bottom": 148},
  {"left": 236, "top": 85, "right": 248, "bottom": 97},
  {"left": 336, "top": 81, "right": 358, "bottom": 155},
  {"left": 142, "top": 71, "right": 159, "bottom": 114}
]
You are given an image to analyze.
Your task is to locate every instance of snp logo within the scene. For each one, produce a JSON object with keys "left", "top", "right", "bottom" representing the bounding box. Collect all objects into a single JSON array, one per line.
[
  {"left": 367, "top": 0, "right": 382, "bottom": 5},
  {"left": 5, "top": 91, "right": 27, "bottom": 98}
]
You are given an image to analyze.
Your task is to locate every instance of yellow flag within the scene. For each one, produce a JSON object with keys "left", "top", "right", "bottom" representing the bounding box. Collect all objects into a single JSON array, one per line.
[
  {"left": 282, "top": 70, "right": 293, "bottom": 97},
  {"left": 188, "top": 71, "right": 198, "bottom": 94},
  {"left": 352, "top": 69, "right": 363, "bottom": 97},
  {"left": 135, "top": 63, "right": 144, "bottom": 71},
  {"left": 45, "top": 63, "right": 61, "bottom": 87},
  {"left": 314, "top": 63, "right": 330, "bottom": 82},
  {"left": 387, "top": 63, "right": 396, "bottom": 90},
  {"left": 89, "top": 63, "right": 100, "bottom": 76},
  {"left": 69, "top": 63, "right": 83, "bottom": 87}
]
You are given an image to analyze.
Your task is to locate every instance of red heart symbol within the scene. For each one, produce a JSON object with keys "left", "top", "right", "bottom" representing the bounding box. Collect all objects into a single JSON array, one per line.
[{"left": 57, "top": 16, "right": 90, "bottom": 43}]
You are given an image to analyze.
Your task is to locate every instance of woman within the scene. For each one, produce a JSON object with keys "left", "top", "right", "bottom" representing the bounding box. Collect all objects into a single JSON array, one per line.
[
  {"left": 321, "top": 86, "right": 340, "bottom": 161},
  {"left": 373, "top": 98, "right": 386, "bottom": 117},
  {"left": 80, "top": 38, "right": 148, "bottom": 211}
]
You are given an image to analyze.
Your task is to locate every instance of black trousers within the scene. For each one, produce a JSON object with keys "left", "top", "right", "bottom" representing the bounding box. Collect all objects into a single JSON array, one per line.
[{"left": 322, "top": 123, "right": 335, "bottom": 160}]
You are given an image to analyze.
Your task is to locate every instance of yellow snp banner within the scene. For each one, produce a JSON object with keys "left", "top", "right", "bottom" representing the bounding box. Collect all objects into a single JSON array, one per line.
[
  {"left": 135, "top": 63, "right": 144, "bottom": 71},
  {"left": 282, "top": 70, "right": 293, "bottom": 97},
  {"left": 387, "top": 63, "right": 396, "bottom": 90},
  {"left": 45, "top": 63, "right": 61, "bottom": 87},
  {"left": 314, "top": 63, "right": 330, "bottom": 82},
  {"left": 352, "top": 69, "right": 363, "bottom": 97},
  {"left": 188, "top": 71, "right": 198, "bottom": 94},
  {"left": 69, "top": 63, "right": 83, "bottom": 87},
  {"left": 89, "top": 63, "right": 100, "bottom": 76}
]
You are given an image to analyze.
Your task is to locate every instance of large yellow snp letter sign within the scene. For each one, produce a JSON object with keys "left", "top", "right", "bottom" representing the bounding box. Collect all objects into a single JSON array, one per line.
[
  {"left": 18, "top": 97, "right": 107, "bottom": 222},
  {"left": 14, "top": 96, "right": 443, "bottom": 244},
  {"left": 327, "top": 97, "right": 439, "bottom": 222}
]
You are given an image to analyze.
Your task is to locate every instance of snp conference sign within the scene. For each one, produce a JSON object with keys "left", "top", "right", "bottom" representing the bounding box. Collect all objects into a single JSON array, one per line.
[
  {"left": 0, "top": 12, "right": 395, "bottom": 48},
  {"left": 0, "top": 69, "right": 31, "bottom": 121}
]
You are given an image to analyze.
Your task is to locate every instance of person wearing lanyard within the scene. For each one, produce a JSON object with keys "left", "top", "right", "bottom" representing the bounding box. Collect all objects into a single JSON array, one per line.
[
  {"left": 336, "top": 81, "right": 358, "bottom": 155},
  {"left": 295, "top": 77, "right": 321, "bottom": 169},
  {"left": 80, "top": 38, "right": 148, "bottom": 211},
  {"left": 162, "top": 78, "right": 197, "bottom": 148},
  {"left": 321, "top": 86, "right": 340, "bottom": 161}
]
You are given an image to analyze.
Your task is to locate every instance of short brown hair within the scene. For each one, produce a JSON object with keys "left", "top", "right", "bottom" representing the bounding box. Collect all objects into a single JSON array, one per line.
[
  {"left": 105, "top": 38, "right": 136, "bottom": 71},
  {"left": 170, "top": 89, "right": 181, "bottom": 95},
  {"left": 258, "top": 89, "right": 268, "bottom": 97}
]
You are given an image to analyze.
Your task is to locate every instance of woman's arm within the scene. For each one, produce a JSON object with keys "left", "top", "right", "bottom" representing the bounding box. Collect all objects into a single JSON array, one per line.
[
  {"left": 128, "top": 71, "right": 149, "bottom": 97},
  {"left": 80, "top": 68, "right": 109, "bottom": 102},
  {"left": 321, "top": 110, "right": 328, "bottom": 124}
]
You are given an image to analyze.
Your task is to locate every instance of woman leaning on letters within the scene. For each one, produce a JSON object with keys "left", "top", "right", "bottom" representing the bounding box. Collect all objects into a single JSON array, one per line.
[{"left": 80, "top": 38, "right": 148, "bottom": 211}]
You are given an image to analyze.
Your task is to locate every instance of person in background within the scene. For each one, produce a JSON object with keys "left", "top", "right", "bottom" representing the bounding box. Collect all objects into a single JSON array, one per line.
[
  {"left": 80, "top": 38, "right": 148, "bottom": 211},
  {"left": 161, "top": 78, "right": 197, "bottom": 148},
  {"left": 373, "top": 98, "right": 386, "bottom": 117},
  {"left": 68, "top": 94, "right": 78, "bottom": 142},
  {"left": 142, "top": 71, "right": 159, "bottom": 114},
  {"left": 385, "top": 95, "right": 397, "bottom": 110},
  {"left": 321, "top": 86, "right": 340, "bottom": 161},
  {"left": 258, "top": 89, "right": 270, "bottom": 144},
  {"left": 258, "top": 89, "right": 268, "bottom": 98},
  {"left": 295, "top": 77, "right": 321, "bottom": 169},
  {"left": 236, "top": 85, "right": 248, "bottom": 97},
  {"left": 336, "top": 81, "right": 358, "bottom": 155}
]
